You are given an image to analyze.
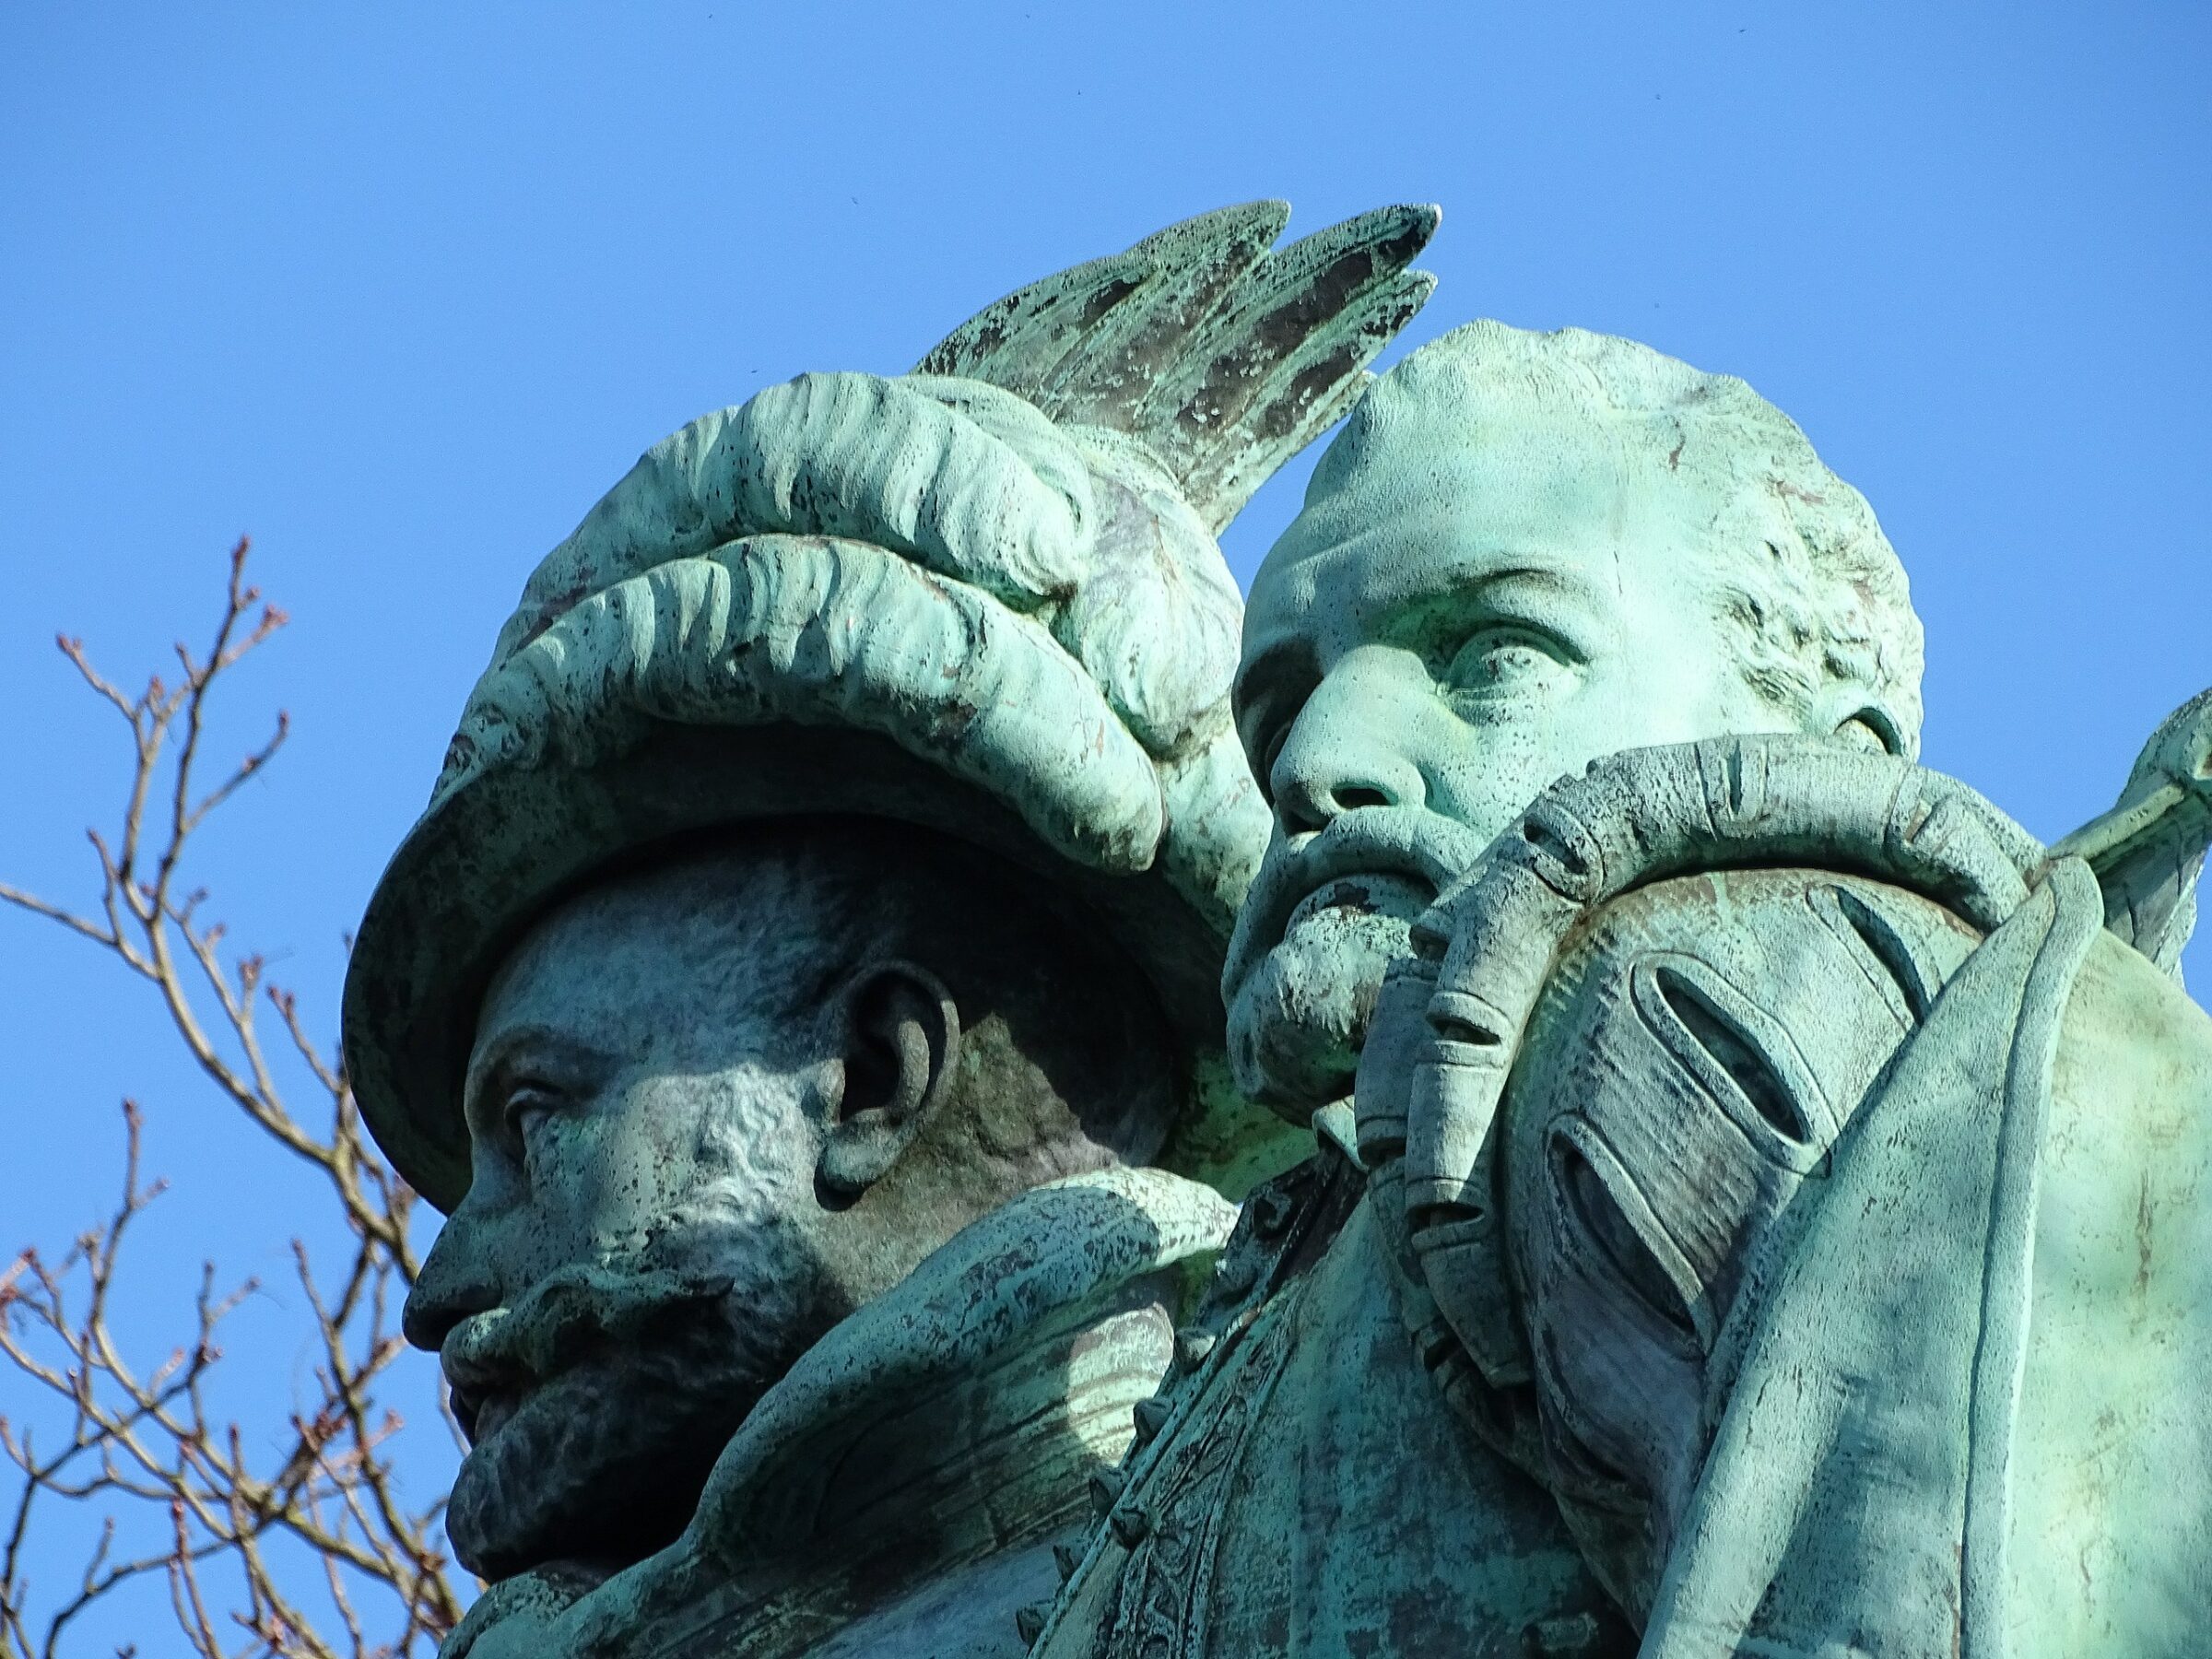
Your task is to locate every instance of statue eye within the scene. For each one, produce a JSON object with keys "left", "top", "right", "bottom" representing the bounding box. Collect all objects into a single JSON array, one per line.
[
  {"left": 1442, "top": 628, "right": 1569, "bottom": 697},
  {"left": 501, "top": 1081, "right": 564, "bottom": 1153}
]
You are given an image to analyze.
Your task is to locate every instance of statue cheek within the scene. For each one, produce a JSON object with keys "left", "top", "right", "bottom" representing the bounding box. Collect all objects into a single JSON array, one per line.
[
  {"left": 530, "top": 1100, "right": 719, "bottom": 1244},
  {"left": 1427, "top": 718, "right": 1554, "bottom": 845}
]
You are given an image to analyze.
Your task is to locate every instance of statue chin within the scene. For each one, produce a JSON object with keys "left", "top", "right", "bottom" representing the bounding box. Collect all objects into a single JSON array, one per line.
[
  {"left": 1226, "top": 878, "right": 1430, "bottom": 1117},
  {"left": 445, "top": 1342, "right": 752, "bottom": 1581}
]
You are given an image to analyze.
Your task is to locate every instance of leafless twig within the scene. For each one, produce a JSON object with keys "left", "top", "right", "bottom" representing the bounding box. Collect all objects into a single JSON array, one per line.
[{"left": 0, "top": 540, "right": 463, "bottom": 1658}]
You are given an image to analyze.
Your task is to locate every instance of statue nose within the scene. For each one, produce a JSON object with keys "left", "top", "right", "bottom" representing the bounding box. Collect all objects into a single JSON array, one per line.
[
  {"left": 402, "top": 1214, "right": 506, "bottom": 1354},
  {"left": 1263, "top": 650, "right": 1433, "bottom": 833},
  {"left": 1272, "top": 743, "right": 1428, "bottom": 834}
]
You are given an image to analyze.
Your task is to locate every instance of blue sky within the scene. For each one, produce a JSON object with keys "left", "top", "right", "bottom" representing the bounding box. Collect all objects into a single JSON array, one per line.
[{"left": 5, "top": 2, "right": 2209, "bottom": 1645}]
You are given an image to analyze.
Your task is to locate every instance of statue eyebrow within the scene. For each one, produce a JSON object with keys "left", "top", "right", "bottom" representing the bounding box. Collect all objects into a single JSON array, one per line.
[
  {"left": 1418, "top": 562, "right": 1594, "bottom": 607},
  {"left": 1376, "top": 562, "right": 1607, "bottom": 653}
]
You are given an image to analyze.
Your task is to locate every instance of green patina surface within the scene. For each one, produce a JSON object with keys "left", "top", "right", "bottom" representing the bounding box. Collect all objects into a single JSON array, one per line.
[{"left": 341, "top": 202, "right": 2212, "bottom": 1657}]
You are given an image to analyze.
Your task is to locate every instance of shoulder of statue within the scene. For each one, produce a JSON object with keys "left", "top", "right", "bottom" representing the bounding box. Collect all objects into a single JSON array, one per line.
[
  {"left": 1345, "top": 740, "right": 2038, "bottom": 1417},
  {"left": 1359, "top": 723, "right": 2212, "bottom": 1513}
]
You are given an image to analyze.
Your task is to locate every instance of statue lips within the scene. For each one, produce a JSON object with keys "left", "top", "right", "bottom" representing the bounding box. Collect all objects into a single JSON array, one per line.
[
  {"left": 455, "top": 1383, "right": 519, "bottom": 1448},
  {"left": 441, "top": 1311, "right": 543, "bottom": 1454},
  {"left": 1284, "top": 870, "right": 1434, "bottom": 935},
  {"left": 1225, "top": 805, "right": 1494, "bottom": 994}
]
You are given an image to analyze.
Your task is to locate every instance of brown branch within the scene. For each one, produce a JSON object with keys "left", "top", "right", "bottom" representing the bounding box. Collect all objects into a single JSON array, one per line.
[{"left": 0, "top": 543, "right": 462, "bottom": 1657}]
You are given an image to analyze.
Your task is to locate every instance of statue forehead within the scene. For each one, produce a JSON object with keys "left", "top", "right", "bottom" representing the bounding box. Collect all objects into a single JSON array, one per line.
[
  {"left": 1245, "top": 406, "right": 1753, "bottom": 665},
  {"left": 1246, "top": 323, "right": 1796, "bottom": 661},
  {"left": 472, "top": 847, "right": 843, "bottom": 1061}
]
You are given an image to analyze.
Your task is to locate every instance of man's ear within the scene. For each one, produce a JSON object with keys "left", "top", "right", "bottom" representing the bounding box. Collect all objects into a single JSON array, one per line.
[{"left": 817, "top": 959, "right": 961, "bottom": 1205}]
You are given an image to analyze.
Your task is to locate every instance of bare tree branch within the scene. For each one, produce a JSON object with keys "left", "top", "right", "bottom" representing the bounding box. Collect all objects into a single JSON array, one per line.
[{"left": 0, "top": 541, "right": 463, "bottom": 1658}]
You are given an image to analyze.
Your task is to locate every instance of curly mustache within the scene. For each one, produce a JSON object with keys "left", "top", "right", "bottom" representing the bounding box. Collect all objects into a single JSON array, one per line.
[
  {"left": 1223, "top": 805, "right": 1492, "bottom": 1006},
  {"left": 441, "top": 1260, "right": 737, "bottom": 1418}
]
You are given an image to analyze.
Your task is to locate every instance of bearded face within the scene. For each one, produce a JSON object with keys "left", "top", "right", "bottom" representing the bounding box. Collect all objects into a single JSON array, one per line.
[
  {"left": 403, "top": 855, "right": 850, "bottom": 1580},
  {"left": 402, "top": 817, "right": 1193, "bottom": 1583},
  {"left": 1224, "top": 398, "right": 1841, "bottom": 1116},
  {"left": 1223, "top": 809, "right": 1486, "bottom": 1114}
]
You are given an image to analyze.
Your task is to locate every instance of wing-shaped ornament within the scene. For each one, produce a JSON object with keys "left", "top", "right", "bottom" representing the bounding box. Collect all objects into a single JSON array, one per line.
[{"left": 918, "top": 199, "right": 1439, "bottom": 534}]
